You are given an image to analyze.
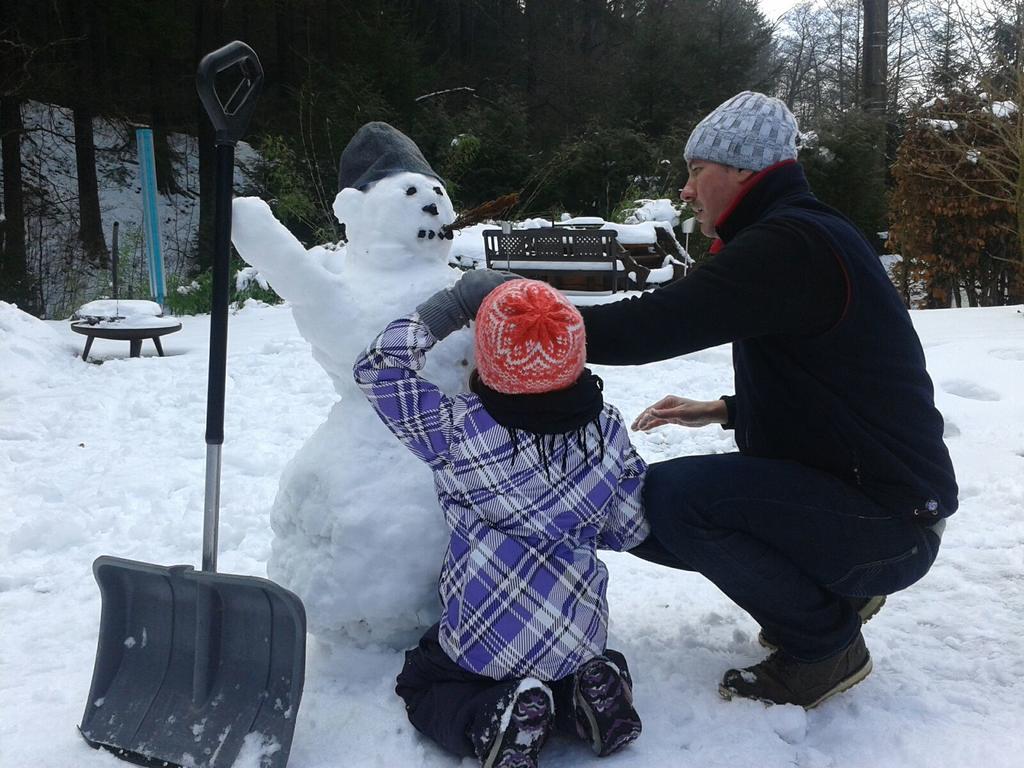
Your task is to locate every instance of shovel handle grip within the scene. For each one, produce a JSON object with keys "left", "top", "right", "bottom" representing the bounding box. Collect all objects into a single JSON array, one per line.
[{"left": 196, "top": 41, "right": 263, "bottom": 146}]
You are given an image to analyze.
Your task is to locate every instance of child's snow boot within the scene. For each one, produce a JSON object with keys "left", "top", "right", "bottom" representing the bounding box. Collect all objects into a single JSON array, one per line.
[
  {"left": 573, "top": 656, "right": 642, "bottom": 757},
  {"left": 474, "top": 679, "right": 554, "bottom": 768}
]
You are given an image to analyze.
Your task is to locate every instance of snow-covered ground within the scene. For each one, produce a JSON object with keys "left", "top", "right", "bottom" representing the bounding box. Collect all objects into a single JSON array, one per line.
[{"left": 1, "top": 298, "right": 1022, "bottom": 768}]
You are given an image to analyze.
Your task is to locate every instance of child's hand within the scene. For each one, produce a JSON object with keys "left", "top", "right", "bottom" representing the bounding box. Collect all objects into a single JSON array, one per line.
[
  {"left": 451, "top": 270, "right": 519, "bottom": 319},
  {"left": 416, "top": 270, "right": 518, "bottom": 340}
]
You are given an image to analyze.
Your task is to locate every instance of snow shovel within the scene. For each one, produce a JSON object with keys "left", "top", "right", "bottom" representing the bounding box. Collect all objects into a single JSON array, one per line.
[{"left": 79, "top": 41, "right": 306, "bottom": 768}]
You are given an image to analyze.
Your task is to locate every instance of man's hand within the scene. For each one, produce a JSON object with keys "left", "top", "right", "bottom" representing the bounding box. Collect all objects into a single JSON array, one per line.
[{"left": 631, "top": 396, "right": 728, "bottom": 432}]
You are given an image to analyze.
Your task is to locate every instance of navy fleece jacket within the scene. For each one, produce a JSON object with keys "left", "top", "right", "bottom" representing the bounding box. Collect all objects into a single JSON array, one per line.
[{"left": 580, "top": 161, "right": 957, "bottom": 521}]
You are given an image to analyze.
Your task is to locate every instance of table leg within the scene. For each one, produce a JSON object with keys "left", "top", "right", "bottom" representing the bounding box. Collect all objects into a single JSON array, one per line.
[
  {"left": 82, "top": 335, "right": 95, "bottom": 361},
  {"left": 129, "top": 339, "right": 143, "bottom": 357},
  {"left": 153, "top": 336, "right": 165, "bottom": 356}
]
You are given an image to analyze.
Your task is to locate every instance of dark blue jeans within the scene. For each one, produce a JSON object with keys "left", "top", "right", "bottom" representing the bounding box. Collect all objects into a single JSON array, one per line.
[{"left": 630, "top": 453, "right": 942, "bottom": 661}]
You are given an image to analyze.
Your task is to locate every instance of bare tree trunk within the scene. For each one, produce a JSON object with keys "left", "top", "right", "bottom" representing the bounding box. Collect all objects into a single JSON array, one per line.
[
  {"left": 64, "top": 0, "right": 108, "bottom": 268},
  {"left": 964, "top": 271, "right": 979, "bottom": 307},
  {"left": 275, "top": 0, "right": 294, "bottom": 97},
  {"left": 525, "top": 0, "right": 540, "bottom": 110},
  {"left": 1016, "top": 64, "right": 1024, "bottom": 303},
  {"left": 783, "top": 27, "right": 808, "bottom": 109},
  {"left": 1, "top": 97, "right": 40, "bottom": 314},
  {"left": 889, "top": 0, "right": 907, "bottom": 113},
  {"left": 458, "top": 0, "right": 473, "bottom": 61},
  {"left": 73, "top": 107, "right": 108, "bottom": 268},
  {"left": 148, "top": 52, "right": 181, "bottom": 196},
  {"left": 899, "top": 258, "right": 911, "bottom": 308},
  {"left": 862, "top": 0, "right": 887, "bottom": 114},
  {"left": 837, "top": 7, "right": 846, "bottom": 110}
]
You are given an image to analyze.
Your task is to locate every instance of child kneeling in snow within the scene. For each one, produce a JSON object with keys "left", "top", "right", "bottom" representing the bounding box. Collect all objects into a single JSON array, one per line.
[{"left": 354, "top": 273, "right": 650, "bottom": 767}]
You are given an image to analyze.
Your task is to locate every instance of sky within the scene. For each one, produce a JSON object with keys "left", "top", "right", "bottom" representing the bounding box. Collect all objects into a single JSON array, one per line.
[{"left": 759, "top": 0, "right": 798, "bottom": 21}]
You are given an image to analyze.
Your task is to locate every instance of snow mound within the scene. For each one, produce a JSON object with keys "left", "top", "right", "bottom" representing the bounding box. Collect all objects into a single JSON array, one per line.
[
  {"left": 623, "top": 198, "right": 682, "bottom": 229},
  {"left": 0, "top": 301, "right": 79, "bottom": 395},
  {"left": 72, "top": 299, "right": 180, "bottom": 330},
  {"left": 75, "top": 299, "right": 163, "bottom": 321}
]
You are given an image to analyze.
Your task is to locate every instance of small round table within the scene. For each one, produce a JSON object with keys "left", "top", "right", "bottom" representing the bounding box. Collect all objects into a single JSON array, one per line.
[{"left": 71, "top": 320, "right": 183, "bottom": 361}]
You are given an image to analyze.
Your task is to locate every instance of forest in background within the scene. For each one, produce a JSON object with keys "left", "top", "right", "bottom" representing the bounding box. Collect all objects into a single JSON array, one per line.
[{"left": 0, "top": 0, "right": 1021, "bottom": 317}]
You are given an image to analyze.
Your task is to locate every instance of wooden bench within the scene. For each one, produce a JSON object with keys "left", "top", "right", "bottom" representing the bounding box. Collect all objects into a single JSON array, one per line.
[{"left": 483, "top": 228, "right": 648, "bottom": 292}]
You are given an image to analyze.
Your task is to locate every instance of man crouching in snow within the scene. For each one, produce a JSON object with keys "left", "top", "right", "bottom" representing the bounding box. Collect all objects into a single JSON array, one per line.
[{"left": 557, "top": 92, "right": 955, "bottom": 709}]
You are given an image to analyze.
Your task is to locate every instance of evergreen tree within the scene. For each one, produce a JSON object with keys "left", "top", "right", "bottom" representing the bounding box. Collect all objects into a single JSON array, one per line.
[{"left": 801, "top": 110, "right": 888, "bottom": 249}]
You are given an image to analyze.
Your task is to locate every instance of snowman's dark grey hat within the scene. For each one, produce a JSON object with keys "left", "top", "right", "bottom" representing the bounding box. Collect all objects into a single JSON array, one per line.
[{"left": 337, "top": 121, "right": 442, "bottom": 191}]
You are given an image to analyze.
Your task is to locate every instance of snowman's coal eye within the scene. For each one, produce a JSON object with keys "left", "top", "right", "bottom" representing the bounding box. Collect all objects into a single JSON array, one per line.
[
  {"left": 433, "top": 186, "right": 444, "bottom": 196},
  {"left": 405, "top": 186, "right": 417, "bottom": 196}
]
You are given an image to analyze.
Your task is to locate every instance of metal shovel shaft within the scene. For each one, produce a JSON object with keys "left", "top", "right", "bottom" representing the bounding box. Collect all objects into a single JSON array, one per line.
[
  {"left": 202, "top": 445, "right": 222, "bottom": 573},
  {"left": 202, "top": 142, "right": 236, "bottom": 573}
]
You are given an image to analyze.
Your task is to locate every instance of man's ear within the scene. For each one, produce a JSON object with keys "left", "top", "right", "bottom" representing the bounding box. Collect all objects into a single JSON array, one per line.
[
  {"left": 737, "top": 168, "right": 756, "bottom": 183},
  {"left": 332, "top": 188, "right": 364, "bottom": 226}
]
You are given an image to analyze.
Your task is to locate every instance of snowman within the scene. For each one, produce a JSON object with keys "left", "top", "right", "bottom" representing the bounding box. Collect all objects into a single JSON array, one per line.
[{"left": 231, "top": 122, "right": 473, "bottom": 648}]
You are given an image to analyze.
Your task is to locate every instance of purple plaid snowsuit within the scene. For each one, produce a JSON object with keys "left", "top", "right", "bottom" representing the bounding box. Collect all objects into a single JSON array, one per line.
[{"left": 354, "top": 314, "right": 649, "bottom": 682}]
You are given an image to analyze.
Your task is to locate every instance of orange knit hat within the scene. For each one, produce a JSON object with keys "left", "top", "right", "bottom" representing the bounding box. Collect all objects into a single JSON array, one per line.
[{"left": 474, "top": 279, "right": 586, "bottom": 395}]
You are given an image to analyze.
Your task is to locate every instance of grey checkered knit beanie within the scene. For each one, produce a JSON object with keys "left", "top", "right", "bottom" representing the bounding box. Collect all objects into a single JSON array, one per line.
[
  {"left": 684, "top": 92, "right": 799, "bottom": 172},
  {"left": 337, "top": 121, "right": 441, "bottom": 191}
]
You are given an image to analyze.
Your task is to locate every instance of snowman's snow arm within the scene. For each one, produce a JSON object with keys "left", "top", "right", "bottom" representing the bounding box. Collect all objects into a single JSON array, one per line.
[{"left": 232, "top": 196, "right": 337, "bottom": 304}]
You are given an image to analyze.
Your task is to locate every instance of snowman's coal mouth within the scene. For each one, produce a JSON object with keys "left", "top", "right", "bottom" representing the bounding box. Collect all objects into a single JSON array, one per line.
[{"left": 417, "top": 228, "right": 454, "bottom": 241}]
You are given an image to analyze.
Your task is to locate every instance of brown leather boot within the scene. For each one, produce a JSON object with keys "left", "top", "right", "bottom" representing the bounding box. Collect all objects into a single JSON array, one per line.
[{"left": 720, "top": 632, "right": 872, "bottom": 709}]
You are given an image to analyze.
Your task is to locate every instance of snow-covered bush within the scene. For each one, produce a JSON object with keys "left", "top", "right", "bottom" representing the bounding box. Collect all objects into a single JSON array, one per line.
[{"left": 165, "top": 260, "right": 282, "bottom": 316}]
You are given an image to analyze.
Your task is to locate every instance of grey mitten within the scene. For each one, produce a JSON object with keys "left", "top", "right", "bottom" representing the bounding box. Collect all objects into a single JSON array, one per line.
[{"left": 416, "top": 269, "right": 518, "bottom": 339}]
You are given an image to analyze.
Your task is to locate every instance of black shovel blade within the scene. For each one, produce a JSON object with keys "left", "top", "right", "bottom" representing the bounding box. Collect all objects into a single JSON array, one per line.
[{"left": 80, "top": 556, "right": 306, "bottom": 768}]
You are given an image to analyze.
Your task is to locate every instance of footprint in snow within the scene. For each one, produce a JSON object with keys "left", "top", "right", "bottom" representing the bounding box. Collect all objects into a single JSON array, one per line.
[
  {"left": 989, "top": 348, "right": 1024, "bottom": 361},
  {"left": 940, "top": 379, "right": 1001, "bottom": 401}
]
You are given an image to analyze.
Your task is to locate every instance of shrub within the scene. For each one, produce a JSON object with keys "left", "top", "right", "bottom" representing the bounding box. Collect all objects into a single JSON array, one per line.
[{"left": 165, "top": 257, "right": 282, "bottom": 316}]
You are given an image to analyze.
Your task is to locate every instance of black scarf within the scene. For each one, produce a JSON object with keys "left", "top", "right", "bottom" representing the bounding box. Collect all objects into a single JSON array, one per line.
[
  {"left": 471, "top": 368, "right": 604, "bottom": 434},
  {"left": 472, "top": 369, "right": 607, "bottom": 476}
]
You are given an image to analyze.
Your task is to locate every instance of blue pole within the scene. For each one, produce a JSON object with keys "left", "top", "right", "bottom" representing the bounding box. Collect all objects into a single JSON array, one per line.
[{"left": 136, "top": 128, "right": 166, "bottom": 307}]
